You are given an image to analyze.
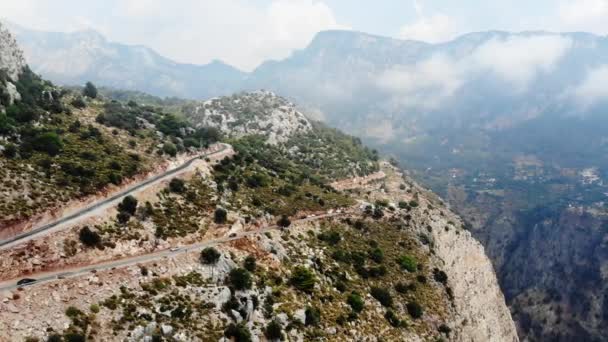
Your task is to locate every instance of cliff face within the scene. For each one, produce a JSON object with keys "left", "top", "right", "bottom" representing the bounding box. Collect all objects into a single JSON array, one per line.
[
  {"left": 375, "top": 164, "right": 519, "bottom": 341},
  {"left": 0, "top": 22, "right": 26, "bottom": 81}
]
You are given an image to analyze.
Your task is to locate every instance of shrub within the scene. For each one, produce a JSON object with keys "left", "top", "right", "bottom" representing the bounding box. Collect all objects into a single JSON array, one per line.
[
  {"left": 79, "top": 226, "right": 101, "bottom": 247},
  {"left": 224, "top": 322, "right": 252, "bottom": 342},
  {"left": 289, "top": 266, "right": 316, "bottom": 293},
  {"left": 90, "top": 304, "right": 100, "bottom": 313},
  {"left": 214, "top": 208, "right": 227, "bottom": 224},
  {"left": 168, "top": 178, "right": 186, "bottom": 193},
  {"left": 264, "top": 320, "right": 283, "bottom": 341},
  {"left": 277, "top": 215, "right": 291, "bottom": 228},
  {"left": 347, "top": 292, "right": 364, "bottom": 312},
  {"left": 46, "top": 335, "right": 62, "bottom": 342},
  {"left": 163, "top": 142, "right": 178, "bottom": 157},
  {"left": 305, "top": 306, "right": 321, "bottom": 326},
  {"left": 409, "top": 200, "right": 419, "bottom": 208},
  {"left": 228, "top": 268, "right": 252, "bottom": 290},
  {"left": 83, "top": 82, "right": 98, "bottom": 99},
  {"left": 32, "top": 132, "right": 63, "bottom": 156},
  {"left": 2, "top": 143, "right": 17, "bottom": 158},
  {"left": 368, "top": 247, "right": 384, "bottom": 263},
  {"left": 317, "top": 231, "right": 341, "bottom": 244},
  {"left": 118, "top": 195, "right": 138, "bottom": 215},
  {"left": 71, "top": 97, "right": 86, "bottom": 109},
  {"left": 433, "top": 268, "right": 448, "bottom": 285},
  {"left": 370, "top": 287, "right": 393, "bottom": 307},
  {"left": 438, "top": 324, "right": 452, "bottom": 335},
  {"left": 385, "top": 309, "right": 404, "bottom": 327},
  {"left": 397, "top": 255, "right": 417, "bottom": 272},
  {"left": 200, "top": 247, "right": 221, "bottom": 264},
  {"left": 243, "top": 255, "right": 256, "bottom": 272},
  {"left": 406, "top": 301, "right": 423, "bottom": 319}
]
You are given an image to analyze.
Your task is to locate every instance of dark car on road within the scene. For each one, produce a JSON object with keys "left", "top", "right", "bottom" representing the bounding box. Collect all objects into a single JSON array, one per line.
[{"left": 16, "top": 278, "right": 36, "bottom": 286}]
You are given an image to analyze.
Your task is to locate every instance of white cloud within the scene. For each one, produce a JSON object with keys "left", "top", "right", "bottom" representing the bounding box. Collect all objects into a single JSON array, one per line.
[
  {"left": 572, "top": 65, "right": 608, "bottom": 105},
  {"left": 0, "top": 0, "right": 347, "bottom": 71},
  {"left": 471, "top": 35, "right": 573, "bottom": 89},
  {"left": 376, "top": 54, "right": 465, "bottom": 109},
  {"left": 558, "top": 0, "right": 608, "bottom": 33},
  {"left": 399, "top": 13, "right": 460, "bottom": 43},
  {"left": 375, "top": 34, "right": 573, "bottom": 107}
]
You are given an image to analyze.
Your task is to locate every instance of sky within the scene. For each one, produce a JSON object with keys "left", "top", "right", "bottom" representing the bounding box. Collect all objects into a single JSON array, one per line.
[{"left": 1, "top": 0, "right": 607, "bottom": 71}]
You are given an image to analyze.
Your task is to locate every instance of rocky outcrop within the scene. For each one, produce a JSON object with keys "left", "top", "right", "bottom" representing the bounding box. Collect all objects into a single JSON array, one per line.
[
  {"left": 0, "top": 22, "right": 26, "bottom": 81},
  {"left": 185, "top": 91, "right": 312, "bottom": 144},
  {"left": 0, "top": 22, "right": 26, "bottom": 109}
]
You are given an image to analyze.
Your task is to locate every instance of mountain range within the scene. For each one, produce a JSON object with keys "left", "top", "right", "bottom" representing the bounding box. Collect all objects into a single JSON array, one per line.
[{"left": 5, "top": 22, "right": 608, "bottom": 341}]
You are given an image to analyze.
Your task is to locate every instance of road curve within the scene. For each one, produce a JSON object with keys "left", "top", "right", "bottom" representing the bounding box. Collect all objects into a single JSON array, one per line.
[
  {"left": 0, "top": 143, "right": 232, "bottom": 251},
  {"left": 0, "top": 213, "right": 343, "bottom": 291}
]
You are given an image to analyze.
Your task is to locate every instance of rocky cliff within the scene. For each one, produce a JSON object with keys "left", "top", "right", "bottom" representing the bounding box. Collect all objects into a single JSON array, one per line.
[{"left": 0, "top": 22, "right": 27, "bottom": 108}]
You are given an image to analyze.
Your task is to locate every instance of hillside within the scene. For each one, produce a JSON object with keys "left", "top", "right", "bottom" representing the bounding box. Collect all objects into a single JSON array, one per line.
[{"left": 0, "top": 26, "right": 517, "bottom": 341}]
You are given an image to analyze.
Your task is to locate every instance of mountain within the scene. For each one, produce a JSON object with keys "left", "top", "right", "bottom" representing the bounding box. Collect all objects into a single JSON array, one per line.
[
  {"left": 4, "top": 21, "right": 246, "bottom": 100},
  {"left": 0, "top": 23, "right": 518, "bottom": 341},
  {"left": 8, "top": 22, "right": 608, "bottom": 340},
  {"left": 249, "top": 30, "right": 608, "bottom": 341}
]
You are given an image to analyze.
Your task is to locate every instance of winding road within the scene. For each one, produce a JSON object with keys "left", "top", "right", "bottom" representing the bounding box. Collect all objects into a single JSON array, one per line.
[
  {"left": 0, "top": 143, "right": 232, "bottom": 251},
  {"left": 0, "top": 212, "right": 342, "bottom": 291}
]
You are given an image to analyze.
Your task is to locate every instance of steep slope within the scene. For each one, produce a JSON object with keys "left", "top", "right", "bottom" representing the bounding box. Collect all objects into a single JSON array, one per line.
[{"left": 4, "top": 21, "right": 246, "bottom": 99}]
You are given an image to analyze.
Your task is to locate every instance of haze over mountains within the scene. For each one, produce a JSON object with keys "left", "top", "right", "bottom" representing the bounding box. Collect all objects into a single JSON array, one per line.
[{"left": 6, "top": 22, "right": 608, "bottom": 341}]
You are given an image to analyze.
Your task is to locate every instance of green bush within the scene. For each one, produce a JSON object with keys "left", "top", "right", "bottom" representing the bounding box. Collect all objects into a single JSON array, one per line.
[
  {"left": 305, "top": 306, "right": 321, "bottom": 326},
  {"left": 370, "top": 287, "right": 393, "bottom": 307},
  {"left": 277, "top": 215, "right": 291, "bottom": 228},
  {"left": 406, "top": 301, "right": 423, "bottom": 319},
  {"left": 79, "top": 226, "right": 101, "bottom": 247},
  {"left": 200, "top": 247, "right": 221, "bottom": 264},
  {"left": 224, "top": 322, "right": 251, "bottom": 342},
  {"left": 118, "top": 195, "right": 138, "bottom": 215},
  {"left": 264, "top": 320, "right": 283, "bottom": 341},
  {"left": 347, "top": 292, "right": 364, "bottom": 312},
  {"left": 32, "top": 131, "right": 63, "bottom": 156},
  {"left": 289, "top": 266, "right": 316, "bottom": 293},
  {"left": 163, "top": 142, "right": 177, "bottom": 157},
  {"left": 228, "top": 268, "right": 252, "bottom": 290},
  {"left": 433, "top": 268, "right": 448, "bottom": 285},
  {"left": 169, "top": 178, "right": 186, "bottom": 193},
  {"left": 397, "top": 255, "right": 417, "bottom": 272},
  {"left": 83, "top": 82, "right": 98, "bottom": 99},
  {"left": 214, "top": 208, "right": 228, "bottom": 224},
  {"left": 243, "top": 255, "right": 256, "bottom": 272}
]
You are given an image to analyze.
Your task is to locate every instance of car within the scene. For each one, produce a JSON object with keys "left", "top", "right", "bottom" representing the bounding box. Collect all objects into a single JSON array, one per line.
[
  {"left": 170, "top": 247, "right": 180, "bottom": 252},
  {"left": 16, "top": 278, "right": 36, "bottom": 286},
  {"left": 229, "top": 233, "right": 237, "bottom": 238}
]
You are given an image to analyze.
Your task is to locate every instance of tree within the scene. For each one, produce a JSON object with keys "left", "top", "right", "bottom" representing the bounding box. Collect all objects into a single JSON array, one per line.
[
  {"left": 277, "top": 215, "right": 291, "bottom": 228},
  {"left": 228, "top": 268, "right": 252, "bottom": 290},
  {"left": 264, "top": 320, "right": 283, "bottom": 341},
  {"left": 214, "top": 208, "right": 227, "bottom": 224},
  {"left": 406, "top": 301, "right": 423, "bottom": 319},
  {"left": 289, "top": 266, "right": 316, "bottom": 293},
  {"left": 223, "top": 323, "right": 252, "bottom": 342},
  {"left": 347, "top": 292, "right": 364, "bottom": 313},
  {"left": 163, "top": 142, "right": 177, "bottom": 157},
  {"left": 243, "top": 255, "right": 256, "bottom": 272},
  {"left": 79, "top": 226, "right": 101, "bottom": 247},
  {"left": 118, "top": 195, "right": 138, "bottom": 216},
  {"left": 168, "top": 178, "right": 186, "bottom": 193},
  {"left": 83, "top": 82, "right": 98, "bottom": 99},
  {"left": 200, "top": 247, "right": 221, "bottom": 265}
]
